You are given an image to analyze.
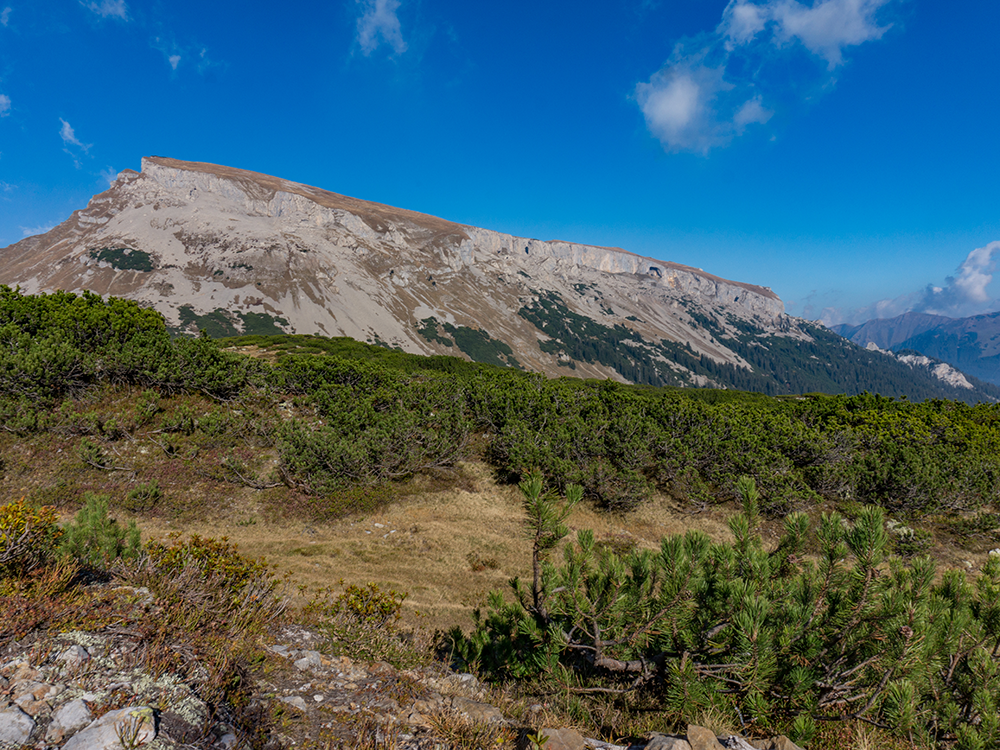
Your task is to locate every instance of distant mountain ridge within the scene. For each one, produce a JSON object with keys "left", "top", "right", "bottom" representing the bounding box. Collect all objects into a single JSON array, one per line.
[
  {"left": 1, "top": 155, "right": 997, "bottom": 402},
  {"left": 833, "top": 311, "right": 1000, "bottom": 386}
]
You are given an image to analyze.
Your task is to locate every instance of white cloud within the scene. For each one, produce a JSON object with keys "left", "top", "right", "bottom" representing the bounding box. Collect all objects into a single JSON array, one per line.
[
  {"left": 100, "top": 167, "right": 119, "bottom": 186},
  {"left": 20, "top": 224, "right": 55, "bottom": 237},
  {"left": 0, "top": 7, "right": 11, "bottom": 27},
  {"left": 0, "top": 94, "right": 10, "bottom": 117},
  {"left": 720, "top": 1, "right": 768, "bottom": 47},
  {"left": 638, "top": 0, "right": 897, "bottom": 153},
  {"left": 154, "top": 36, "right": 220, "bottom": 75},
  {"left": 819, "top": 241, "right": 1000, "bottom": 326},
  {"left": 734, "top": 96, "right": 773, "bottom": 129},
  {"left": 636, "top": 60, "right": 732, "bottom": 153},
  {"left": 924, "top": 241, "right": 1000, "bottom": 315},
  {"left": 356, "top": 0, "right": 406, "bottom": 56},
  {"left": 83, "top": 0, "right": 128, "bottom": 20},
  {"left": 771, "top": 0, "right": 892, "bottom": 68},
  {"left": 59, "top": 119, "right": 87, "bottom": 150},
  {"left": 59, "top": 118, "right": 92, "bottom": 167}
]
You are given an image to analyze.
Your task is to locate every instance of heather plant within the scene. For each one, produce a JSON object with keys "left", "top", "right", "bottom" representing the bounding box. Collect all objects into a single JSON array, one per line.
[
  {"left": 305, "top": 581, "right": 430, "bottom": 668},
  {"left": 0, "top": 498, "right": 62, "bottom": 578}
]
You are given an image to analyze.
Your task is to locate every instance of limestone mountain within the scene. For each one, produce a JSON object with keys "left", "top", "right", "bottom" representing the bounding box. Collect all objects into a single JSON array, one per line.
[{"left": 2, "top": 156, "right": 996, "bottom": 401}]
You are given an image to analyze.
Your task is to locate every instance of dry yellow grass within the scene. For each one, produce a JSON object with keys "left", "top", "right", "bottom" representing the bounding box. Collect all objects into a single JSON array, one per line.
[{"left": 135, "top": 461, "right": 736, "bottom": 632}]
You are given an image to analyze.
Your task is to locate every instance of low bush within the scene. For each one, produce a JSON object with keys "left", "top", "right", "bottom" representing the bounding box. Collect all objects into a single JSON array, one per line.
[
  {"left": 0, "top": 498, "right": 62, "bottom": 579},
  {"left": 59, "top": 492, "right": 141, "bottom": 569},
  {"left": 452, "top": 475, "right": 1000, "bottom": 748},
  {"left": 123, "top": 480, "right": 163, "bottom": 513},
  {"left": 304, "top": 581, "right": 430, "bottom": 668}
]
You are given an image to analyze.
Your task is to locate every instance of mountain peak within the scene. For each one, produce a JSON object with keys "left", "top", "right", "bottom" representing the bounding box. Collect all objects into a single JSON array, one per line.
[{"left": 3, "top": 156, "right": 995, "bottom": 401}]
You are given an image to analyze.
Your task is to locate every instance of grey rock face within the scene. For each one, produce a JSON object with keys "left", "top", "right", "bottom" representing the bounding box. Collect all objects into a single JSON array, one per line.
[{"left": 0, "top": 156, "right": 792, "bottom": 389}]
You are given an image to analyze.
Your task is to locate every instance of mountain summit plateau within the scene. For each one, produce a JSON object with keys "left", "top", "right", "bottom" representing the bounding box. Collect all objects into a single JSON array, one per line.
[{"left": 2, "top": 157, "right": 995, "bottom": 400}]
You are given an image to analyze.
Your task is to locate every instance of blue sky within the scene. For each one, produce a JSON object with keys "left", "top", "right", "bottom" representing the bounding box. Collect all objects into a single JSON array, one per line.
[{"left": 0, "top": 0, "right": 997, "bottom": 325}]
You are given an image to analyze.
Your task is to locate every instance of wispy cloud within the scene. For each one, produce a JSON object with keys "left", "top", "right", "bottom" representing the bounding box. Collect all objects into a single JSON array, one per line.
[
  {"left": 0, "top": 94, "right": 10, "bottom": 117},
  {"left": 100, "top": 166, "right": 119, "bottom": 186},
  {"left": 818, "top": 241, "right": 1000, "bottom": 326},
  {"left": 153, "top": 36, "right": 220, "bottom": 75},
  {"left": 0, "top": 7, "right": 11, "bottom": 27},
  {"left": 82, "top": 0, "right": 128, "bottom": 21},
  {"left": 356, "top": 0, "right": 407, "bottom": 56},
  {"left": 59, "top": 119, "right": 87, "bottom": 150},
  {"left": 59, "top": 118, "right": 92, "bottom": 167},
  {"left": 636, "top": 0, "right": 896, "bottom": 153},
  {"left": 20, "top": 224, "right": 55, "bottom": 238}
]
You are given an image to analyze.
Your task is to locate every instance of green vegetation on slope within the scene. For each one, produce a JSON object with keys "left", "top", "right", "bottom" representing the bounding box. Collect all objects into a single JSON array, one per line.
[
  {"left": 4, "top": 286, "right": 1000, "bottom": 521},
  {"left": 518, "top": 291, "right": 1000, "bottom": 402},
  {"left": 7, "top": 286, "right": 1000, "bottom": 746},
  {"left": 177, "top": 305, "right": 289, "bottom": 338},
  {"left": 88, "top": 246, "right": 155, "bottom": 272},
  {"left": 415, "top": 316, "right": 521, "bottom": 369}
]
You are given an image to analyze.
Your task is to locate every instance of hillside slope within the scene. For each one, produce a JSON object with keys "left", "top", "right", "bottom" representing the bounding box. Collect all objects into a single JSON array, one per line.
[
  {"left": 2, "top": 156, "right": 996, "bottom": 400},
  {"left": 833, "top": 310, "right": 1000, "bottom": 386}
]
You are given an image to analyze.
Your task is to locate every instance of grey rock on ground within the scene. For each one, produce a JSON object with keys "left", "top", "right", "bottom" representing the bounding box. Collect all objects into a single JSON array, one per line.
[
  {"left": 61, "top": 705, "right": 157, "bottom": 750},
  {"left": 0, "top": 705, "right": 35, "bottom": 746},
  {"left": 759, "top": 737, "right": 805, "bottom": 750},
  {"left": 645, "top": 733, "right": 692, "bottom": 750},
  {"left": 541, "top": 727, "right": 588, "bottom": 750},
  {"left": 46, "top": 698, "right": 94, "bottom": 743},
  {"left": 686, "top": 725, "right": 727, "bottom": 750}
]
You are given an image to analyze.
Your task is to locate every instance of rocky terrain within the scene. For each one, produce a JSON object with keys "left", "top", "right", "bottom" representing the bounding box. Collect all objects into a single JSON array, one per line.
[
  {"left": 0, "top": 157, "right": 784, "bottom": 387},
  {"left": 0, "top": 611, "right": 805, "bottom": 750},
  {"left": 3, "top": 156, "right": 996, "bottom": 400}
]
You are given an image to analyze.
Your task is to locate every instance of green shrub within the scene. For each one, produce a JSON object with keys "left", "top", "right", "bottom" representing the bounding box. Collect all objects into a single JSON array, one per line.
[
  {"left": 305, "top": 582, "right": 429, "bottom": 668},
  {"left": 59, "top": 493, "right": 141, "bottom": 569},
  {"left": 123, "top": 480, "right": 163, "bottom": 513},
  {"left": 452, "top": 475, "right": 1000, "bottom": 747},
  {"left": 277, "top": 360, "right": 471, "bottom": 492}
]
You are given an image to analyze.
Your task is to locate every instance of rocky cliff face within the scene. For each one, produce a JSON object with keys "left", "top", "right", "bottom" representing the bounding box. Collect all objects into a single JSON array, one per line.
[{"left": 0, "top": 157, "right": 788, "bottom": 386}]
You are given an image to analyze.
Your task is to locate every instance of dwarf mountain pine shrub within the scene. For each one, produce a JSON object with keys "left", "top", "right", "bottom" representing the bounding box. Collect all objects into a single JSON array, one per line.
[
  {"left": 453, "top": 475, "right": 1000, "bottom": 748},
  {"left": 59, "top": 492, "right": 141, "bottom": 569}
]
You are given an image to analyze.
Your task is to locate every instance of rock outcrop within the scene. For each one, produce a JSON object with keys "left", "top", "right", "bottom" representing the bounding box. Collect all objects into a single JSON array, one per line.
[
  {"left": 0, "top": 620, "right": 811, "bottom": 750},
  {"left": 0, "top": 156, "right": 786, "bottom": 386}
]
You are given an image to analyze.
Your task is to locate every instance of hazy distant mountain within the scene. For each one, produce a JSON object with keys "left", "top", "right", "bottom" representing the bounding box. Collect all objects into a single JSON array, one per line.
[
  {"left": 831, "top": 312, "right": 952, "bottom": 350},
  {"left": 1, "top": 156, "right": 996, "bottom": 402},
  {"left": 833, "top": 311, "right": 1000, "bottom": 386}
]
